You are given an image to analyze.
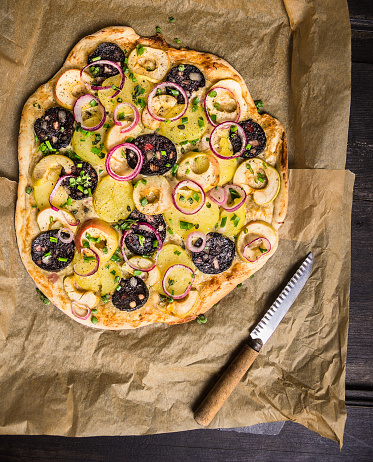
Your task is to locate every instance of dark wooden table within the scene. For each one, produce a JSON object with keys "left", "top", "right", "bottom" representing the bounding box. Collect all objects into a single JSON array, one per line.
[{"left": 1, "top": 2, "right": 372, "bottom": 460}]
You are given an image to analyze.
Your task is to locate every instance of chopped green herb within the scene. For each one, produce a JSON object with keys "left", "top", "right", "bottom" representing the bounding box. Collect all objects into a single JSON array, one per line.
[
  {"left": 259, "top": 245, "right": 267, "bottom": 254},
  {"left": 254, "top": 100, "right": 263, "bottom": 112},
  {"left": 49, "top": 236, "right": 58, "bottom": 243},
  {"left": 168, "top": 228, "right": 174, "bottom": 234},
  {"left": 168, "top": 278, "right": 175, "bottom": 287},
  {"left": 171, "top": 163, "right": 179, "bottom": 176},
  {"left": 91, "top": 316, "right": 98, "bottom": 325},
  {"left": 220, "top": 216, "right": 227, "bottom": 228},
  {"left": 134, "top": 270, "right": 142, "bottom": 276},
  {"left": 114, "top": 276, "right": 120, "bottom": 284},
  {"left": 43, "top": 251, "right": 51, "bottom": 258},
  {"left": 174, "top": 250, "right": 181, "bottom": 256},
  {"left": 36, "top": 288, "right": 50, "bottom": 305},
  {"left": 140, "top": 197, "right": 148, "bottom": 207},
  {"left": 156, "top": 26, "right": 162, "bottom": 33},
  {"left": 178, "top": 64, "right": 185, "bottom": 71},
  {"left": 232, "top": 214, "right": 240, "bottom": 227},
  {"left": 185, "top": 168, "right": 190, "bottom": 174},
  {"left": 89, "top": 99, "right": 98, "bottom": 107},
  {"left": 110, "top": 254, "right": 121, "bottom": 262},
  {"left": 209, "top": 90, "right": 217, "bottom": 97},
  {"left": 179, "top": 221, "right": 194, "bottom": 230},
  {"left": 211, "top": 114, "right": 217, "bottom": 122},
  {"left": 206, "top": 202, "right": 211, "bottom": 208},
  {"left": 160, "top": 150, "right": 167, "bottom": 156},
  {"left": 182, "top": 117, "right": 188, "bottom": 124},
  {"left": 196, "top": 314, "right": 207, "bottom": 324},
  {"left": 138, "top": 235, "right": 146, "bottom": 246},
  {"left": 237, "top": 283, "right": 243, "bottom": 288},
  {"left": 229, "top": 188, "right": 241, "bottom": 200},
  {"left": 102, "top": 247, "right": 108, "bottom": 254},
  {"left": 213, "top": 103, "right": 220, "bottom": 110},
  {"left": 101, "top": 294, "right": 109, "bottom": 303},
  {"left": 165, "top": 163, "right": 171, "bottom": 167},
  {"left": 198, "top": 117, "right": 204, "bottom": 128},
  {"left": 91, "top": 56, "right": 101, "bottom": 62},
  {"left": 192, "top": 191, "right": 200, "bottom": 202},
  {"left": 174, "top": 38, "right": 181, "bottom": 44},
  {"left": 246, "top": 143, "right": 252, "bottom": 150},
  {"left": 230, "top": 125, "right": 237, "bottom": 133},
  {"left": 153, "top": 240, "right": 159, "bottom": 249},
  {"left": 25, "top": 186, "right": 33, "bottom": 194},
  {"left": 250, "top": 274, "right": 255, "bottom": 279},
  {"left": 58, "top": 257, "right": 67, "bottom": 262}
]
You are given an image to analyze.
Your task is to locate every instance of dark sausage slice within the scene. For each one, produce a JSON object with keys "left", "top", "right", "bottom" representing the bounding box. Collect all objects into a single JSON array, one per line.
[
  {"left": 165, "top": 64, "right": 205, "bottom": 104},
  {"left": 124, "top": 223, "right": 160, "bottom": 256},
  {"left": 127, "top": 209, "right": 167, "bottom": 243},
  {"left": 31, "top": 230, "right": 75, "bottom": 272},
  {"left": 128, "top": 134, "right": 177, "bottom": 176},
  {"left": 230, "top": 119, "right": 267, "bottom": 158},
  {"left": 34, "top": 107, "right": 75, "bottom": 149},
  {"left": 112, "top": 277, "right": 149, "bottom": 311},
  {"left": 87, "top": 42, "right": 125, "bottom": 79},
  {"left": 61, "top": 160, "right": 98, "bottom": 200},
  {"left": 192, "top": 232, "right": 235, "bottom": 274}
]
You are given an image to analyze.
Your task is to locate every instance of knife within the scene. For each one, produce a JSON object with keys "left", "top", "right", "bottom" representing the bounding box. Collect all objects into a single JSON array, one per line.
[{"left": 194, "top": 252, "right": 313, "bottom": 427}]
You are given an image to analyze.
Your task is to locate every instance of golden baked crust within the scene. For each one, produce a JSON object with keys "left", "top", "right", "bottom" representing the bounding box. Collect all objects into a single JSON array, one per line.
[{"left": 15, "top": 26, "right": 288, "bottom": 330}]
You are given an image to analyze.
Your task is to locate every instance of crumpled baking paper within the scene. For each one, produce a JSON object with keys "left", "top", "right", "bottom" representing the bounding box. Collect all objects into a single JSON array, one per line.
[{"left": 0, "top": 0, "right": 352, "bottom": 446}]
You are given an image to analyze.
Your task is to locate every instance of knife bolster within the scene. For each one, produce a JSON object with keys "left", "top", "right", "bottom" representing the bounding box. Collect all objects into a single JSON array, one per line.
[{"left": 247, "top": 337, "right": 263, "bottom": 352}]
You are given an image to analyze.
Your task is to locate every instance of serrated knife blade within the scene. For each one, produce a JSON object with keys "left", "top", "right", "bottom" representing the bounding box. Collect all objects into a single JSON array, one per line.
[
  {"left": 194, "top": 252, "right": 313, "bottom": 427},
  {"left": 250, "top": 251, "right": 313, "bottom": 346}
]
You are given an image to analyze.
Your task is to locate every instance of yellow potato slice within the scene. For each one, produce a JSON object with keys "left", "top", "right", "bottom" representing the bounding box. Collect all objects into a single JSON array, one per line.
[
  {"left": 159, "top": 103, "right": 207, "bottom": 145},
  {"left": 153, "top": 244, "right": 195, "bottom": 296},
  {"left": 93, "top": 175, "right": 135, "bottom": 222},
  {"left": 71, "top": 116, "right": 107, "bottom": 166},
  {"left": 217, "top": 200, "right": 246, "bottom": 237},
  {"left": 164, "top": 199, "right": 219, "bottom": 239},
  {"left": 97, "top": 74, "right": 153, "bottom": 115}
]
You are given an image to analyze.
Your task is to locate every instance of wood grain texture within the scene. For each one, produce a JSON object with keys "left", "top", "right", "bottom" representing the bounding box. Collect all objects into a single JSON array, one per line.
[{"left": 194, "top": 344, "right": 259, "bottom": 427}]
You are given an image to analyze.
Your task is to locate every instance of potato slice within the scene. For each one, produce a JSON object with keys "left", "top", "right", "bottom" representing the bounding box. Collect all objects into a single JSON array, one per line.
[
  {"left": 177, "top": 151, "right": 220, "bottom": 191},
  {"left": 127, "top": 47, "right": 170, "bottom": 82},
  {"left": 133, "top": 176, "right": 172, "bottom": 215},
  {"left": 153, "top": 244, "right": 195, "bottom": 296},
  {"left": 163, "top": 199, "right": 219, "bottom": 239},
  {"left": 93, "top": 175, "right": 135, "bottom": 222},
  {"left": 217, "top": 200, "right": 246, "bottom": 237},
  {"left": 97, "top": 74, "right": 153, "bottom": 115},
  {"left": 159, "top": 103, "right": 207, "bottom": 145},
  {"left": 71, "top": 116, "right": 107, "bottom": 166}
]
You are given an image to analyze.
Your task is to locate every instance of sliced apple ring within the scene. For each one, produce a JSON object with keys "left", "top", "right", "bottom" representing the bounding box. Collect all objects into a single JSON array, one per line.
[
  {"left": 104, "top": 123, "right": 142, "bottom": 152},
  {"left": 37, "top": 207, "right": 78, "bottom": 232},
  {"left": 236, "top": 221, "right": 278, "bottom": 263},
  {"left": 75, "top": 218, "right": 119, "bottom": 261},
  {"left": 210, "top": 79, "right": 249, "bottom": 121},
  {"left": 64, "top": 275, "right": 99, "bottom": 308},
  {"left": 133, "top": 176, "right": 172, "bottom": 215},
  {"left": 127, "top": 46, "right": 170, "bottom": 82},
  {"left": 126, "top": 257, "right": 161, "bottom": 287},
  {"left": 54, "top": 69, "right": 93, "bottom": 110},
  {"left": 233, "top": 158, "right": 280, "bottom": 205},
  {"left": 168, "top": 289, "right": 199, "bottom": 317},
  {"left": 177, "top": 151, "right": 220, "bottom": 191},
  {"left": 32, "top": 154, "right": 74, "bottom": 209},
  {"left": 93, "top": 175, "right": 135, "bottom": 222}
]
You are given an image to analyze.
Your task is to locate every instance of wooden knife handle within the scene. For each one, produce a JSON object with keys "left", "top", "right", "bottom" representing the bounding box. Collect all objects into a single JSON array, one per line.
[{"left": 194, "top": 340, "right": 261, "bottom": 427}]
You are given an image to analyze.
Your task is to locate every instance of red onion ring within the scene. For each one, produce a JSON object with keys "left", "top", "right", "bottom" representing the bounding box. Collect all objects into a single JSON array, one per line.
[
  {"left": 73, "top": 248, "right": 100, "bottom": 277},
  {"left": 243, "top": 237, "right": 271, "bottom": 262},
  {"left": 80, "top": 60, "right": 125, "bottom": 97},
  {"left": 147, "top": 82, "right": 188, "bottom": 122},
  {"left": 120, "top": 222, "right": 163, "bottom": 272},
  {"left": 105, "top": 143, "right": 143, "bottom": 181},
  {"left": 162, "top": 264, "right": 195, "bottom": 300},
  {"left": 204, "top": 87, "right": 241, "bottom": 127},
  {"left": 186, "top": 231, "right": 206, "bottom": 253},
  {"left": 172, "top": 180, "right": 206, "bottom": 215},
  {"left": 49, "top": 175, "right": 75, "bottom": 212},
  {"left": 209, "top": 121, "right": 247, "bottom": 159},
  {"left": 113, "top": 102, "right": 140, "bottom": 133},
  {"left": 207, "top": 186, "right": 228, "bottom": 206},
  {"left": 221, "top": 184, "right": 246, "bottom": 212},
  {"left": 57, "top": 227, "right": 74, "bottom": 244},
  {"left": 73, "top": 94, "right": 106, "bottom": 132},
  {"left": 71, "top": 301, "right": 91, "bottom": 320}
]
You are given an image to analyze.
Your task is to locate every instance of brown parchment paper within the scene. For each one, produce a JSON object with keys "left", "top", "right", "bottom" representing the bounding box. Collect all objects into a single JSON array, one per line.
[{"left": 0, "top": 0, "right": 352, "bottom": 446}]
